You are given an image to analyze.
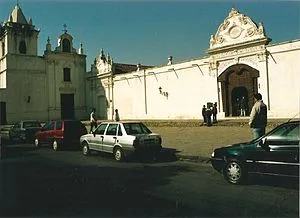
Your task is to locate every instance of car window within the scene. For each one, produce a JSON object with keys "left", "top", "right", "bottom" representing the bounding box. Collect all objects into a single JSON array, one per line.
[
  {"left": 106, "top": 124, "right": 118, "bottom": 136},
  {"left": 267, "top": 123, "right": 300, "bottom": 141},
  {"left": 43, "top": 121, "right": 55, "bottom": 130},
  {"left": 123, "top": 123, "right": 152, "bottom": 135},
  {"left": 94, "top": 123, "right": 107, "bottom": 135},
  {"left": 56, "top": 120, "right": 62, "bottom": 130},
  {"left": 23, "top": 121, "right": 41, "bottom": 128},
  {"left": 13, "top": 122, "right": 20, "bottom": 129}
]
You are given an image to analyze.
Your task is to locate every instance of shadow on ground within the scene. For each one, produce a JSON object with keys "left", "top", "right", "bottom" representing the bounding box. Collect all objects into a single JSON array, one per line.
[{"left": 0, "top": 144, "right": 201, "bottom": 217}]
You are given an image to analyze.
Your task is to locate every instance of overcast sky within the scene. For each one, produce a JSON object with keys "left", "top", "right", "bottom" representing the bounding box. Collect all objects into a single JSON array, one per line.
[{"left": 1, "top": 0, "right": 299, "bottom": 68}]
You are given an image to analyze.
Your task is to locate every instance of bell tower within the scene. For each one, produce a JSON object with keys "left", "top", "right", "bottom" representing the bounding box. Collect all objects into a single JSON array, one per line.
[{"left": 0, "top": 3, "right": 39, "bottom": 57}]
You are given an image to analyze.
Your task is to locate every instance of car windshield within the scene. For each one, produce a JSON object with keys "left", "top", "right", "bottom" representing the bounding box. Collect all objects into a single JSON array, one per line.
[
  {"left": 123, "top": 123, "right": 152, "bottom": 135},
  {"left": 23, "top": 121, "right": 41, "bottom": 128}
]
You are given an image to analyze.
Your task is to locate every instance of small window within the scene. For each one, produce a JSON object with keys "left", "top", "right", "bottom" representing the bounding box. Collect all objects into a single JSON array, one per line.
[
  {"left": 62, "top": 38, "right": 71, "bottom": 52},
  {"left": 19, "top": 40, "right": 26, "bottom": 54},
  {"left": 56, "top": 120, "right": 62, "bottom": 130},
  {"left": 63, "top": 68, "right": 71, "bottom": 82},
  {"left": 94, "top": 123, "right": 107, "bottom": 135},
  {"left": 43, "top": 121, "right": 55, "bottom": 130},
  {"left": 106, "top": 124, "right": 118, "bottom": 136}
]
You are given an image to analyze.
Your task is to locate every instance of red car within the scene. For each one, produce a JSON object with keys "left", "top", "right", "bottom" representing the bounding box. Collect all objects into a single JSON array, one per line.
[{"left": 34, "top": 120, "right": 87, "bottom": 151}]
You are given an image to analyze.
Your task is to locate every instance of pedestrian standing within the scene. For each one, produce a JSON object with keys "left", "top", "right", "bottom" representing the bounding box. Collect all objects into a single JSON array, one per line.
[
  {"left": 90, "top": 108, "right": 97, "bottom": 132},
  {"left": 240, "top": 96, "right": 246, "bottom": 116},
  {"left": 115, "top": 109, "right": 120, "bottom": 121},
  {"left": 212, "top": 102, "right": 218, "bottom": 123},
  {"left": 249, "top": 93, "right": 267, "bottom": 139},
  {"left": 206, "top": 107, "right": 213, "bottom": 126},
  {"left": 202, "top": 105, "right": 207, "bottom": 124}
]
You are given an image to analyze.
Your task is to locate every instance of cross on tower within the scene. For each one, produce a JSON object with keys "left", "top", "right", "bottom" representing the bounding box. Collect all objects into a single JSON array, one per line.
[{"left": 63, "top": 24, "right": 68, "bottom": 33}]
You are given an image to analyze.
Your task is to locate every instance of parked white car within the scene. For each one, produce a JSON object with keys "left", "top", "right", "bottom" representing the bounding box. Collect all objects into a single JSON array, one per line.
[{"left": 80, "top": 121, "right": 162, "bottom": 161}]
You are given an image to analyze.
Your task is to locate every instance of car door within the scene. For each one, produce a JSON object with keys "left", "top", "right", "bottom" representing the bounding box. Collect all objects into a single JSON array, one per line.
[
  {"left": 262, "top": 122, "right": 300, "bottom": 177},
  {"left": 39, "top": 121, "right": 55, "bottom": 144},
  {"left": 89, "top": 123, "right": 108, "bottom": 151},
  {"left": 10, "top": 122, "right": 21, "bottom": 141},
  {"left": 102, "top": 124, "right": 119, "bottom": 153}
]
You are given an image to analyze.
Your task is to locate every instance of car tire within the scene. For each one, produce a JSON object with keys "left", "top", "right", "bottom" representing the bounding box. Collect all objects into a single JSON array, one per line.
[
  {"left": 52, "top": 140, "right": 59, "bottom": 151},
  {"left": 114, "top": 147, "right": 124, "bottom": 162},
  {"left": 82, "top": 142, "right": 90, "bottom": 156},
  {"left": 34, "top": 138, "right": 40, "bottom": 148},
  {"left": 223, "top": 160, "right": 246, "bottom": 184}
]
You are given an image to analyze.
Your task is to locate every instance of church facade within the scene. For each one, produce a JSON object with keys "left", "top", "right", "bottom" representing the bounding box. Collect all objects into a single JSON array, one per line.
[
  {"left": 1, "top": 5, "right": 299, "bottom": 124},
  {"left": 89, "top": 8, "right": 300, "bottom": 121},
  {"left": 0, "top": 4, "right": 87, "bottom": 124}
]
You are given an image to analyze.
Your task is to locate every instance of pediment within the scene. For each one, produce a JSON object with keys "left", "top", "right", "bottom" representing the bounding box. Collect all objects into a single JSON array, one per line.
[{"left": 209, "top": 8, "right": 269, "bottom": 50}]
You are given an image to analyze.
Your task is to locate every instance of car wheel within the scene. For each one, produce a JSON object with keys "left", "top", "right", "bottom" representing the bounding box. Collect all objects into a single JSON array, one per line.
[
  {"left": 52, "top": 140, "right": 59, "bottom": 151},
  {"left": 223, "top": 160, "right": 245, "bottom": 184},
  {"left": 34, "top": 138, "right": 40, "bottom": 148},
  {"left": 114, "top": 147, "right": 124, "bottom": 162},
  {"left": 82, "top": 142, "right": 90, "bottom": 156}
]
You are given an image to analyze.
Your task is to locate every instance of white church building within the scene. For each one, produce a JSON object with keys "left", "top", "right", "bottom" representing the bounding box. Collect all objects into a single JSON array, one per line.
[
  {"left": 88, "top": 8, "right": 300, "bottom": 121},
  {"left": 0, "top": 4, "right": 299, "bottom": 124},
  {"left": 0, "top": 4, "right": 87, "bottom": 124}
]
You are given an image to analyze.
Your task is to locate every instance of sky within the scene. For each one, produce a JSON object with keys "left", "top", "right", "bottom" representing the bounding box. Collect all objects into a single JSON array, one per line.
[{"left": 0, "top": 0, "right": 299, "bottom": 69}]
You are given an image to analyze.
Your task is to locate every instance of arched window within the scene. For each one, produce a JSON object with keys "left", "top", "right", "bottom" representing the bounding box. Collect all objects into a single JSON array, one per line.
[
  {"left": 62, "top": 38, "right": 71, "bottom": 52},
  {"left": 19, "top": 40, "right": 26, "bottom": 54}
]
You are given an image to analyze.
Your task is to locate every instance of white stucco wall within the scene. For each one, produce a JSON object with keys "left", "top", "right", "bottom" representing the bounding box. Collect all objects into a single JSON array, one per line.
[
  {"left": 112, "top": 58, "right": 219, "bottom": 120},
  {"left": 266, "top": 40, "right": 300, "bottom": 118},
  {"left": 5, "top": 55, "right": 47, "bottom": 122}
]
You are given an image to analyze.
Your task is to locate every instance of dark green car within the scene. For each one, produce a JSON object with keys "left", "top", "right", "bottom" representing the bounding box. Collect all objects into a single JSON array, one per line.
[{"left": 210, "top": 120, "right": 299, "bottom": 184}]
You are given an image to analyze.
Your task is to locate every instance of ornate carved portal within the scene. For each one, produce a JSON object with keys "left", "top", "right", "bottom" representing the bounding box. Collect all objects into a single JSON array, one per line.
[{"left": 218, "top": 64, "right": 259, "bottom": 117}]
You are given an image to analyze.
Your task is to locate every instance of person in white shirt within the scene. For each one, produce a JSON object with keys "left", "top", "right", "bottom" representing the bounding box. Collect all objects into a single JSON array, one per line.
[{"left": 90, "top": 108, "right": 97, "bottom": 132}]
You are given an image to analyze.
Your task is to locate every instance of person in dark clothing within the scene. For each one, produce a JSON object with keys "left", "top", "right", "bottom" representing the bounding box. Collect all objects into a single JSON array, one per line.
[
  {"left": 206, "top": 107, "right": 212, "bottom": 127},
  {"left": 212, "top": 103, "right": 218, "bottom": 123},
  {"left": 202, "top": 105, "right": 207, "bottom": 124},
  {"left": 240, "top": 96, "right": 247, "bottom": 116},
  {"left": 114, "top": 109, "right": 120, "bottom": 121}
]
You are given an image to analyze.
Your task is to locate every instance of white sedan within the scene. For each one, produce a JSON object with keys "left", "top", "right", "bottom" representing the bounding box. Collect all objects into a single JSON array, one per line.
[{"left": 80, "top": 121, "right": 162, "bottom": 161}]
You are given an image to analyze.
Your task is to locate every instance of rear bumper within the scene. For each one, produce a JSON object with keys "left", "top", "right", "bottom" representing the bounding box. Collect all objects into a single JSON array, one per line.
[{"left": 123, "top": 145, "right": 162, "bottom": 156}]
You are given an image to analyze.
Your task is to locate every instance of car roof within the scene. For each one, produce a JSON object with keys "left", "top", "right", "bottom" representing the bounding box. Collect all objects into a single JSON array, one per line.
[
  {"left": 100, "top": 121, "right": 143, "bottom": 124},
  {"left": 284, "top": 120, "right": 300, "bottom": 124},
  {"left": 21, "top": 120, "right": 40, "bottom": 122}
]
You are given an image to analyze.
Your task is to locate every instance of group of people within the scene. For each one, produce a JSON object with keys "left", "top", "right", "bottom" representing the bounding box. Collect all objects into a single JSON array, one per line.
[
  {"left": 202, "top": 103, "right": 218, "bottom": 127},
  {"left": 201, "top": 93, "right": 267, "bottom": 139},
  {"left": 90, "top": 93, "right": 267, "bottom": 140}
]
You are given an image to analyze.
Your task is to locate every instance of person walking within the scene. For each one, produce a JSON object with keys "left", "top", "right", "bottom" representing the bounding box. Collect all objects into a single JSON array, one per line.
[
  {"left": 114, "top": 109, "right": 120, "bottom": 121},
  {"left": 249, "top": 93, "right": 267, "bottom": 139},
  {"left": 90, "top": 108, "right": 97, "bottom": 132},
  {"left": 212, "top": 102, "right": 218, "bottom": 123}
]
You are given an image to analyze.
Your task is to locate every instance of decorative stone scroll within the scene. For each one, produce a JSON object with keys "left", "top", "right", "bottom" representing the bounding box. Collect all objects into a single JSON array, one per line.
[{"left": 209, "top": 8, "right": 268, "bottom": 50}]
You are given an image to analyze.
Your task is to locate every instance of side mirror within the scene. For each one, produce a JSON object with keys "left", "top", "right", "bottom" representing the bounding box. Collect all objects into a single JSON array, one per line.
[{"left": 259, "top": 138, "right": 270, "bottom": 151}]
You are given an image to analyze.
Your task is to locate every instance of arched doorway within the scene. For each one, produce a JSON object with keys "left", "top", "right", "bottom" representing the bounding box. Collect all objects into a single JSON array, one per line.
[{"left": 218, "top": 64, "right": 259, "bottom": 117}]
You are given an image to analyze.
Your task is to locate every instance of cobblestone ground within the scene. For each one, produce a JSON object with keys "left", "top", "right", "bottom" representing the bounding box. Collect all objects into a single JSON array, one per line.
[{"left": 151, "top": 125, "right": 274, "bottom": 161}]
